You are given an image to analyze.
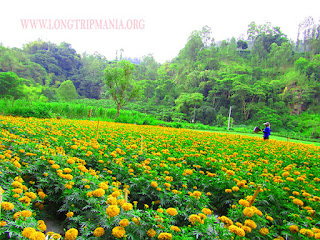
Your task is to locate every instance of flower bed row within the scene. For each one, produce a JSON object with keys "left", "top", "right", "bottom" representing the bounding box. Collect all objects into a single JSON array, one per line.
[{"left": 0, "top": 116, "right": 320, "bottom": 239}]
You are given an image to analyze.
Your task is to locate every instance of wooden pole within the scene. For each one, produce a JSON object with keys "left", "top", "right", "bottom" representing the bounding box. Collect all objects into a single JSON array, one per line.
[
  {"left": 96, "top": 120, "right": 100, "bottom": 140},
  {"left": 141, "top": 135, "right": 144, "bottom": 153},
  {"left": 249, "top": 185, "right": 261, "bottom": 207},
  {"left": 124, "top": 189, "right": 128, "bottom": 203},
  {"left": 227, "top": 106, "right": 232, "bottom": 130},
  {"left": 0, "top": 187, "right": 3, "bottom": 220},
  {"left": 88, "top": 109, "right": 92, "bottom": 120}
]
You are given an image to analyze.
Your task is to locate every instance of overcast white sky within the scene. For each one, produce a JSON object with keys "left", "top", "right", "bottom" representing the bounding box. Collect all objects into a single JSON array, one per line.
[{"left": 1, "top": 0, "right": 319, "bottom": 63}]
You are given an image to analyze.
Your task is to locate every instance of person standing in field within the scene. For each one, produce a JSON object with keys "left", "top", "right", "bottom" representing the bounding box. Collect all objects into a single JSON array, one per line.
[{"left": 262, "top": 122, "right": 271, "bottom": 140}]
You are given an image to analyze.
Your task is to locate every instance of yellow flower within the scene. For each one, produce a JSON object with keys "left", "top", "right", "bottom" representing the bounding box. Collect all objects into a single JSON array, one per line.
[
  {"left": 158, "top": 232, "right": 172, "bottom": 240},
  {"left": 112, "top": 226, "right": 126, "bottom": 238},
  {"left": 232, "top": 186, "right": 239, "bottom": 192},
  {"left": 266, "top": 215, "right": 273, "bottom": 221},
  {"left": 293, "top": 198, "right": 304, "bottom": 206},
  {"left": 112, "top": 190, "right": 121, "bottom": 198},
  {"left": 202, "top": 208, "right": 212, "bottom": 215},
  {"left": 21, "top": 210, "right": 32, "bottom": 218},
  {"left": 22, "top": 227, "right": 37, "bottom": 238},
  {"left": 218, "top": 216, "right": 233, "bottom": 226},
  {"left": 166, "top": 207, "right": 178, "bottom": 216},
  {"left": 119, "top": 219, "right": 130, "bottom": 227},
  {"left": 170, "top": 225, "right": 181, "bottom": 232},
  {"left": 132, "top": 217, "right": 140, "bottom": 225},
  {"left": 121, "top": 203, "right": 133, "bottom": 211},
  {"left": 51, "top": 164, "right": 60, "bottom": 169},
  {"left": 93, "top": 227, "right": 105, "bottom": 237},
  {"left": 259, "top": 227, "right": 269, "bottom": 236},
  {"left": 107, "top": 196, "right": 117, "bottom": 205},
  {"left": 192, "top": 191, "right": 202, "bottom": 198},
  {"left": 226, "top": 170, "right": 235, "bottom": 176},
  {"left": 241, "top": 225, "right": 252, "bottom": 233},
  {"left": 229, "top": 225, "right": 245, "bottom": 237},
  {"left": 147, "top": 229, "right": 157, "bottom": 237},
  {"left": 243, "top": 207, "right": 255, "bottom": 217},
  {"left": 38, "top": 191, "right": 46, "bottom": 199},
  {"left": 37, "top": 220, "right": 47, "bottom": 232},
  {"left": 300, "top": 228, "right": 314, "bottom": 237},
  {"left": 106, "top": 205, "right": 120, "bottom": 217},
  {"left": 53, "top": 233, "right": 62, "bottom": 239},
  {"left": 65, "top": 228, "right": 78, "bottom": 240},
  {"left": 238, "top": 199, "right": 250, "bottom": 207},
  {"left": 157, "top": 208, "right": 164, "bottom": 213},
  {"left": 244, "top": 219, "right": 257, "bottom": 229},
  {"left": 29, "top": 231, "right": 46, "bottom": 240},
  {"left": 66, "top": 212, "right": 74, "bottom": 218},
  {"left": 13, "top": 212, "right": 21, "bottom": 220},
  {"left": 25, "top": 192, "right": 37, "bottom": 199},
  {"left": 1, "top": 202, "right": 14, "bottom": 211},
  {"left": 151, "top": 181, "right": 158, "bottom": 188},
  {"left": 12, "top": 188, "right": 23, "bottom": 194},
  {"left": 184, "top": 169, "right": 193, "bottom": 175},
  {"left": 225, "top": 189, "right": 232, "bottom": 193},
  {"left": 99, "top": 182, "right": 109, "bottom": 190},
  {"left": 189, "top": 214, "right": 202, "bottom": 225},
  {"left": 0, "top": 221, "right": 7, "bottom": 227},
  {"left": 93, "top": 188, "right": 105, "bottom": 197}
]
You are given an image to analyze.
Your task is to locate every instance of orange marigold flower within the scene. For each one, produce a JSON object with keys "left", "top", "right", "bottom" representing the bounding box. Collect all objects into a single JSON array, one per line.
[
  {"left": 229, "top": 225, "right": 245, "bottom": 237},
  {"left": 122, "top": 203, "right": 133, "bottom": 211},
  {"left": 244, "top": 219, "right": 257, "bottom": 229},
  {"left": 293, "top": 198, "right": 304, "bottom": 207},
  {"left": 1, "top": 202, "right": 14, "bottom": 211},
  {"left": 22, "top": 227, "right": 37, "bottom": 238},
  {"left": 239, "top": 199, "right": 250, "bottom": 207},
  {"left": 232, "top": 186, "right": 240, "bottom": 192},
  {"left": 189, "top": 214, "right": 202, "bottom": 225},
  {"left": 21, "top": 210, "right": 32, "bottom": 218},
  {"left": 29, "top": 231, "right": 46, "bottom": 240},
  {"left": 106, "top": 205, "right": 120, "bottom": 217},
  {"left": 158, "top": 232, "right": 172, "bottom": 240},
  {"left": 219, "top": 216, "right": 233, "bottom": 226},
  {"left": 151, "top": 181, "right": 158, "bottom": 188},
  {"left": 112, "top": 226, "right": 126, "bottom": 238},
  {"left": 300, "top": 228, "right": 314, "bottom": 237},
  {"left": 66, "top": 212, "right": 74, "bottom": 218},
  {"left": 202, "top": 208, "right": 212, "bottom": 215},
  {"left": 259, "top": 227, "right": 269, "bottom": 236},
  {"left": 147, "top": 229, "right": 157, "bottom": 237},
  {"left": 243, "top": 207, "right": 255, "bottom": 217},
  {"left": 119, "top": 219, "right": 130, "bottom": 227},
  {"left": 65, "top": 228, "right": 78, "bottom": 240},
  {"left": 132, "top": 217, "right": 140, "bottom": 225},
  {"left": 37, "top": 220, "right": 47, "bottom": 232},
  {"left": 170, "top": 225, "right": 181, "bottom": 232},
  {"left": 166, "top": 208, "right": 178, "bottom": 216},
  {"left": 93, "top": 227, "right": 105, "bottom": 237},
  {"left": 93, "top": 188, "right": 105, "bottom": 197}
]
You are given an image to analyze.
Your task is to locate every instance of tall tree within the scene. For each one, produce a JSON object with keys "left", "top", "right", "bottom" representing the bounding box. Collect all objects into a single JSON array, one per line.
[
  {"left": 104, "top": 60, "right": 141, "bottom": 119},
  {"left": 57, "top": 80, "right": 78, "bottom": 101},
  {"left": 0, "top": 72, "right": 25, "bottom": 99},
  {"left": 248, "top": 21, "right": 288, "bottom": 60}
]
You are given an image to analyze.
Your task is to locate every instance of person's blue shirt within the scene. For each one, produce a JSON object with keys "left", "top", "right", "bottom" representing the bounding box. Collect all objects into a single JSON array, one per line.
[{"left": 263, "top": 126, "right": 271, "bottom": 138}]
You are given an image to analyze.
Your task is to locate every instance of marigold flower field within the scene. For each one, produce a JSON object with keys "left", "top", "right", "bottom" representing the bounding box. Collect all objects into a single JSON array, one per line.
[{"left": 0, "top": 116, "right": 320, "bottom": 239}]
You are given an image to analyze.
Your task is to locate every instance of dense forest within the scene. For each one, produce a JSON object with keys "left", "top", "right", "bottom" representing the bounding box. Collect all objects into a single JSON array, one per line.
[{"left": 1, "top": 18, "right": 320, "bottom": 138}]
